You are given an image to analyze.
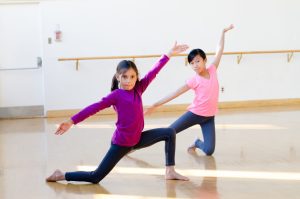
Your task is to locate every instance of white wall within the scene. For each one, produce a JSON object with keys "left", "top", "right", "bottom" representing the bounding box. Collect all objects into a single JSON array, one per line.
[{"left": 2, "top": 0, "right": 300, "bottom": 114}]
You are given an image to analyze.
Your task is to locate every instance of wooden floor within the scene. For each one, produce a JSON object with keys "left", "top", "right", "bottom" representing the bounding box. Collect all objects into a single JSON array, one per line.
[{"left": 1, "top": 106, "right": 300, "bottom": 199}]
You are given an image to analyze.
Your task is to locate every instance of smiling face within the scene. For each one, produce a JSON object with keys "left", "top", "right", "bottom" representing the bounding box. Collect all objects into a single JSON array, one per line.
[
  {"left": 116, "top": 68, "right": 138, "bottom": 90},
  {"left": 189, "top": 55, "right": 207, "bottom": 74}
]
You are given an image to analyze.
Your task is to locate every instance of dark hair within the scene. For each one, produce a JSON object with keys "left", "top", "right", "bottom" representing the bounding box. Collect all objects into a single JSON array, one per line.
[
  {"left": 111, "top": 60, "right": 139, "bottom": 91},
  {"left": 187, "top": 48, "right": 206, "bottom": 63}
]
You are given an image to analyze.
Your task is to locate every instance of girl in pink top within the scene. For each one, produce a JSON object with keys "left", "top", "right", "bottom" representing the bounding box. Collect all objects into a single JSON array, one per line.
[{"left": 146, "top": 25, "right": 234, "bottom": 155}]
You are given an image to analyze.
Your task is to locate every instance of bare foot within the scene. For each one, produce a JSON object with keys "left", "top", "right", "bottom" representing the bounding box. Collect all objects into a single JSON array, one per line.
[
  {"left": 165, "top": 166, "right": 189, "bottom": 181},
  {"left": 46, "top": 169, "right": 65, "bottom": 182},
  {"left": 187, "top": 143, "right": 196, "bottom": 153}
]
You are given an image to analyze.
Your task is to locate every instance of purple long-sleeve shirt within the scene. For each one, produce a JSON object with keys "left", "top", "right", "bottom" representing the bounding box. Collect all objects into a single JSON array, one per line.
[{"left": 71, "top": 55, "right": 170, "bottom": 146}]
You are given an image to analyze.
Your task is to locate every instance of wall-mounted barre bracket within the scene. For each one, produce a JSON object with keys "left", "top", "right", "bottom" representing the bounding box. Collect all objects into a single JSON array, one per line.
[
  {"left": 237, "top": 53, "right": 243, "bottom": 64},
  {"left": 76, "top": 60, "right": 79, "bottom": 71},
  {"left": 287, "top": 52, "right": 294, "bottom": 63}
]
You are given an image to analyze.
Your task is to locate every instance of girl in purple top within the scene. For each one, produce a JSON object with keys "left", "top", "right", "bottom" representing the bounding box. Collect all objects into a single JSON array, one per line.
[
  {"left": 46, "top": 42, "right": 189, "bottom": 183},
  {"left": 146, "top": 25, "right": 234, "bottom": 156}
]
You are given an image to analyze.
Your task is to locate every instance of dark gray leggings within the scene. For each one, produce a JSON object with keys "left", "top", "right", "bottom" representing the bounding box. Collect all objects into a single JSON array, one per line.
[
  {"left": 65, "top": 127, "right": 176, "bottom": 184},
  {"left": 170, "top": 111, "right": 215, "bottom": 156}
]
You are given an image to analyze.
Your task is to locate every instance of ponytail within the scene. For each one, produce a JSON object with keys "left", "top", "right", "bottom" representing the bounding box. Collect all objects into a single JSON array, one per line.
[{"left": 111, "top": 75, "right": 119, "bottom": 91}]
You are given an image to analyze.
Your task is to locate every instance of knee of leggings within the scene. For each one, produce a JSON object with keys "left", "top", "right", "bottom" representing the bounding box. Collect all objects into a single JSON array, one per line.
[
  {"left": 91, "top": 177, "right": 101, "bottom": 184},
  {"left": 90, "top": 172, "right": 102, "bottom": 184},
  {"left": 204, "top": 146, "right": 215, "bottom": 156},
  {"left": 168, "top": 126, "right": 177, "bottom": 133},
  {"left": 167, "top": 128, "right": 176, "bottom": 138}
]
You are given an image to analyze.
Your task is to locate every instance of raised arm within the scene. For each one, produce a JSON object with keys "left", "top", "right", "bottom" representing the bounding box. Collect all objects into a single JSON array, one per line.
[
  {"left": 212, "top": 24, "right": 234, "bottom": 69},
  {"left": 145, "top": 84, "right": 190, "bottom": 115}
]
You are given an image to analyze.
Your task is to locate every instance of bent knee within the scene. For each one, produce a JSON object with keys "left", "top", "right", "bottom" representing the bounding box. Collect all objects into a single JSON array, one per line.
[
  {"left": 204, "top": 148, "right": 215, "bottom": 156},
  {"left": 89, "top": 173, "right": 102, "bottom": 184},
  {"left": 91, "top": 178, "right": 101, "bottom": 184},
  {"left": 166, "top": 128, "right": 176, "bottom": 137}
]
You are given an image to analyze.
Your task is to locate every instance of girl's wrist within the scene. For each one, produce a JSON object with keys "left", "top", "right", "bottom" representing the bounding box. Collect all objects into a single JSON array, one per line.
[{"left": 166, "top": 52, "right": 172, "bottom": 58}]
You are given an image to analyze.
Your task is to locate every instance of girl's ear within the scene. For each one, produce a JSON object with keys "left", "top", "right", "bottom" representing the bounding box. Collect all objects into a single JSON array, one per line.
[
  {"left": 115, "top": 74, "right": 120, "bottom": 81},
  {"left": 204, "top": 58, "right": 207, "bottom": 64}
]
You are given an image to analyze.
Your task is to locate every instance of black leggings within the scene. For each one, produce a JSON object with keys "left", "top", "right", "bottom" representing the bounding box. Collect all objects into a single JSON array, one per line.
[{"left": 65, "top": 127, "right": 176, "bottom": 184}]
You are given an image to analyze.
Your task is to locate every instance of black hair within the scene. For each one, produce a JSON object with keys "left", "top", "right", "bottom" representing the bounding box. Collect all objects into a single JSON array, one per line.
[
  {"left": 111, "top": 60, "right": 139, "bottom": 91},
  {"left": 187, "top": 48, "right": 207, "bottom": 63}
]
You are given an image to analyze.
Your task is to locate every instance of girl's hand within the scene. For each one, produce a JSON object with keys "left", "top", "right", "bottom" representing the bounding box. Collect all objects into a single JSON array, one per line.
[
  {"left": 144, "top": 106, "right": 157, "bottom": 116},
  {"left": 167, "top": 41, "right": 189, "bottom": 57},
  {"left": 223, "top": 24, "right": 234, "bottom": 33},
  {"left": 55, "top": 119, "right": 74, "bottom": 135}
]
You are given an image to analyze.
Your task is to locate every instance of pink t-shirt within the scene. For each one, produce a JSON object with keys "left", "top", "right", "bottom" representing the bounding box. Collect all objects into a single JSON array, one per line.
[{"left": 186, "top": 64, "right": 219, "bottom": 116}]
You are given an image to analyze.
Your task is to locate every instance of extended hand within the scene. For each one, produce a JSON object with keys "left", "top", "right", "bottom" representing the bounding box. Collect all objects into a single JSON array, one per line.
[
  {"left": 168, "top": 41, "right": 189, "bottom": 57},
  {"left": 144, "top": 106, "right": 157, "bottom": 116},
  {"left": 55, "top": 120, "right": 73, "bottom": 135},
  {"left": 223, "top": 24, "right": 234, "bottom": 33}
]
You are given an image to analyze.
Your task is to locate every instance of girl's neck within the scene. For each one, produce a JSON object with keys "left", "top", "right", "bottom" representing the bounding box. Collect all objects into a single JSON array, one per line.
[{"left": 198, "top": 68, "right": 210, "bottom": 79}]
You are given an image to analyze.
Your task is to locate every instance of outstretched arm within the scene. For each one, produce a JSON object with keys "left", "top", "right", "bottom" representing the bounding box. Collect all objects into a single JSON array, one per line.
[
  {"left": 145, "top": 84, "right": 190, "bottom": 115},
  {"left": 212, "top": 24, "right": 234, "bottom": 69},
  {"left": 55, "top": 92, "right": 117, "bottom": 135}
]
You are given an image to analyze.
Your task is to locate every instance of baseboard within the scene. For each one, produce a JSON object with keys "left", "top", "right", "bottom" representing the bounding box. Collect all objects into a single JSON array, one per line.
[
  {"left": 46, "top": 98, "right": 300, "bottom": 118},
  {"left": 218, "top": 98, "right": 300, "bottom": 110},
  {"left": 0, "top": 105, "right": 44, "bottom": 119}
]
